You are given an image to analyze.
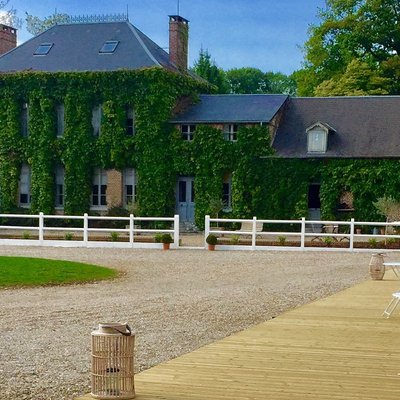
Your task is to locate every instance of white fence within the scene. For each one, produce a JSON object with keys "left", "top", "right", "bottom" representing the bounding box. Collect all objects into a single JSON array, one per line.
[
  {"left": 0, "top": 213, "right": 180, "bottom": 249},
  {"left": 205, "top": 215, "right": 400, "bottom": 252}
]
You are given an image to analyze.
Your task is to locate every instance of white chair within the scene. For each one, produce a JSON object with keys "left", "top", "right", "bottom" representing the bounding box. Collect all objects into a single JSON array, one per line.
[{"left": 382, "top": 292, "right": 400, "bottom": 318}]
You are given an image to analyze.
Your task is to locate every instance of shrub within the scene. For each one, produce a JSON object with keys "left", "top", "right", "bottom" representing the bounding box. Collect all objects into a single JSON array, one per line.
[
  {"left": 323, "top": 236, "right": 334, "bottom": 246},
  {"left": 161, "top": 233, "right": 173, "bottom": 244},
  {"left": 154, "top": 233, "right": 163, "bottom": 243},
  {"left": 206, "top": 234, "right": 218, "bottom": 245},
  {"left": 368, "top": 238, "right": 378, "bottom": 248},
  {"left": 278, "top": 236, "right": 286, "bottom": 246},
  {"left": 64, "top": 232, "right": 73, "bottom": 240},
  {"left": 230, "top": 234, "right": 239, "bottom": 245},
  {"left": 110, "top": 232, "right": 120, "bottom": 242},
  {"left": 22, "top": 231, "right": 31, "bottom": 240}
]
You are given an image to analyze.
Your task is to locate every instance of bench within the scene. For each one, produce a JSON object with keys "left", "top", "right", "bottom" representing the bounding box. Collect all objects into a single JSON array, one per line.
[{"left": 238, "top": 221, "right": 264, "bottom": 237}]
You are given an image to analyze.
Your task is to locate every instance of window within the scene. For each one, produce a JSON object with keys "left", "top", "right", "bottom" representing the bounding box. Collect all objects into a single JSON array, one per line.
[
  {"left": 55, "top": 165, "right": 65, "bottom": 208},
  {"left": 223, "top": 124, "right": 238, "bottom": 141},
  {"left": 99, "top": 41, "right": 119, "bottom": 54},
  {"left": 126, "top": 108, "right": 135, "bottom": 136},
  {"left": 34, "top": 43, "right": 53, "bottom": 55},
  {"left": 91, "top": 168, "right": 107, "bottom": 207},
  {"left": 92, "top": 105, "right": 102, "bottom": 137},
  {"left": 19, "top": 164, "right": 31, "bottom": 206},
  {"left": 21, "top": 103, "right": 29, "bottom": 137},
  {"left": 181, "top": 124, "right": 195, "bottom": 141},
  {"left": 307, "top": 128, "right": 328, "bottom": 153},
  {"left": 56, "top": 104, "right": 65, "bottom": 137},
  {"left": 222, "top": 174, "right": 232, "bottom": 210},
  {"left": 123, "top": 168, "right": 136, "bottom": 206}
]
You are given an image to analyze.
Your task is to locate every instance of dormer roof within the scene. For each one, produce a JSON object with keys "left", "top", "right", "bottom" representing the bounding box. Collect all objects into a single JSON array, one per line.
[{"left": 306, "top": 121, "right": 336, "bottom": 134}]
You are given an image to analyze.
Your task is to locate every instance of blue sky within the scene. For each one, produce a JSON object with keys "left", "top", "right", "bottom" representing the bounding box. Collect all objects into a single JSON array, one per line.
[{"left": 8, "top": 0, "right": 327, "bottom": 74}]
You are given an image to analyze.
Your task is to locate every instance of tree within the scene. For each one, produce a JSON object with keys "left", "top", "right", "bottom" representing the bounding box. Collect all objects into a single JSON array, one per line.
[
  {"left": 191, "top": 48, "right": 228, "bottom": 93},
  {"left": 265, "top": 71, "right": 297, "bottom": 95},
  {"left": 0, "top": 0, "right": 22, "bottom": 28},
  {"left": 26, "top": 11, "right": 70, "bottom": 36},
  {"left": 314, "top": 59, "right": 391, "bottom": 96},
  {"left": 225, "top": 67, "right": 270, "bottom": 94},
  {"left": 298, "top": 0, "right": 400, "bottom": 96}
]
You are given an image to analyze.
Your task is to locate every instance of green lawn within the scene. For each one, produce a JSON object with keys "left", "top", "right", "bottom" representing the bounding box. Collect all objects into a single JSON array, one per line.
[{"left": 0, "top": 256, "right": 118, "bottom": 288}]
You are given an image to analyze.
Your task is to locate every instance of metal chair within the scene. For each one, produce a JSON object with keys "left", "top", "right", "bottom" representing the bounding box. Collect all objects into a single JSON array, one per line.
[{"left": 382, "top": 292, "right": 400, "bottom": 318}]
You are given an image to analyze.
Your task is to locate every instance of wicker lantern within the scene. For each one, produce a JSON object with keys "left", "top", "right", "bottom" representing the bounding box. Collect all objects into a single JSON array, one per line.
[
  {"left": 369, "top": 253, "right": 386, "bottom": 280},
  {"left": 91, "top": 323, "right": 135, "bottom": 400}
]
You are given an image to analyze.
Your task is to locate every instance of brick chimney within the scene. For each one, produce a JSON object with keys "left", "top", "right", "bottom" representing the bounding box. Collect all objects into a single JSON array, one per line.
[
  {"left": 169, "top": 15, "right": 189, "bottom": 71},
  {"left": 0, "top": 24, "right": 17, "bottom": 56}
]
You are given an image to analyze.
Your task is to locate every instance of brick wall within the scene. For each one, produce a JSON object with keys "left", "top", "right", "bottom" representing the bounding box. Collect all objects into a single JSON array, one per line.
[
  {"left": 0, "top": 24, "right": 17, "bottom": 56},
  {"left": 169, "top": 16, "right": 189, "bottom": 71}
]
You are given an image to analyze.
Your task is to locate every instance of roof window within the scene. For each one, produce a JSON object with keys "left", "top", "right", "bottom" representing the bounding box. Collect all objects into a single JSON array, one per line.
[
  {"left": 34, "top": 43, "right": 53, "bottom": 55},
  {"left": 99, "top": 41, "right": 119, "bottom": 54}
]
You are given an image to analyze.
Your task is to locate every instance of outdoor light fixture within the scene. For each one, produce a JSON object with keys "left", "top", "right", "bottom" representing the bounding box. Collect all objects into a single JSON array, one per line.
[{"left": 91, "top": 323, "right": 135, "bottom": 399}]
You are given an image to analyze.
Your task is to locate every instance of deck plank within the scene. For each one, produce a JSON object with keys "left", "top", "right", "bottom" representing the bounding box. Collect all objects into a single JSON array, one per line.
[{"left": 78, "top": 271, "right": 400, "bottom": 400}]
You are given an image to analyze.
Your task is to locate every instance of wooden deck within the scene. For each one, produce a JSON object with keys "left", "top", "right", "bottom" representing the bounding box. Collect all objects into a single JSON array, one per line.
[{"left": 79, "top": 272, "right": 400, "bottom": 400}]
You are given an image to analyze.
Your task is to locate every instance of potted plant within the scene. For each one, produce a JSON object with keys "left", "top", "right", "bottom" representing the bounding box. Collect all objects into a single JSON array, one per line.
[
  {"left": 160, "top": 233, "right": 173, "bottom": 250},
  {"left": 206, "top": 234, "right": 218, "bottom": 250}
]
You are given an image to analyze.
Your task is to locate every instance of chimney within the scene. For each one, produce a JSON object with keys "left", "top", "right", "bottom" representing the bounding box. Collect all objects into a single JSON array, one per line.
[
  {"left": 169, "top": 15, "right": 189, "bottom": 71},
  {"left": 0, "top": 24, "right": 17, "bottom": 56}
]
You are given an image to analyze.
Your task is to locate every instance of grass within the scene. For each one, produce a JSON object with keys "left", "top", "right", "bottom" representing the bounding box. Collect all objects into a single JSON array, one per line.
[{"left": 0, "top": 256, "right": 118, "bottom": 288}]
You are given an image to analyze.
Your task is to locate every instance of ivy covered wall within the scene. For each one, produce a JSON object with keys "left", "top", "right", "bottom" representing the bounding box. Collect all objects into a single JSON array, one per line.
[{"left": 0, "top": 69, "right": 399, "bottom": 225}]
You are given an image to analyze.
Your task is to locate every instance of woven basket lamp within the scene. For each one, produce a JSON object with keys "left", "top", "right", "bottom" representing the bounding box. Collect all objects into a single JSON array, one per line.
[{"left": 91, "top": 323, "right": 135, "bottom": 400}]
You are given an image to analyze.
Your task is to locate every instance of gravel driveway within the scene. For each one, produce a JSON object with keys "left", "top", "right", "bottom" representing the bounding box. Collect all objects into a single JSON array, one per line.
[{"left": 0, "top": 246, "right": 371, "bottom": 399}]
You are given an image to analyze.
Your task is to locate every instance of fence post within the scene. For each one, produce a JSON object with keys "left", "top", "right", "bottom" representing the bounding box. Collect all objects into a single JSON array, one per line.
[
  {"left": 39, "top": 212, "right": 44, "bottom": 244},
  {"left": 174, "top": 214, "right": 179, "bottom": 248},
  {"left": 252, "top": 216, "right": 257, "bottom": 250},
  {"left": 205, "top": 215, "right": 210, "bottom": 248},
  {"left": 350, "top": 218, "right": 355, "bottom": 251},
  {"left": 84, "top": 213, "right": 88, "bottom": 246},
  {"left": 129, "top": 214, "right": 134, "bottom": 245},
  {"left": 301, "top": 217, "right": 305, "bottom": 249}
]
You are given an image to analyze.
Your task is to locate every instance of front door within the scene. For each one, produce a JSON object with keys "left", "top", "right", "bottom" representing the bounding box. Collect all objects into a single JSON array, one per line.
[
  {"left": 176, "top": 177, "right": 195, "bottom": 223},
  {"left": 308, "top": 183, "right": 322, "bottom": 232}
]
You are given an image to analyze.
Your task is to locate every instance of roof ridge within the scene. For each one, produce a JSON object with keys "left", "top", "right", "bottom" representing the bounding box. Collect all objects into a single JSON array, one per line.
[{"left": 126, "top": 22, "right": 161, "bottom": 67}]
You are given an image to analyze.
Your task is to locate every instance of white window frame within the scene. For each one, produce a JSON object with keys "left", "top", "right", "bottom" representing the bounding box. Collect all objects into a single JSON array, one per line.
[
  {"left": 56, "top": 104, "right": 65, "bottom": 138},
  {"left": 222, "top": 174, "right": 232, "bottom": 211},
  {"left": 126, "top": 107, "right": 135, "bottom": 136},
  {"left": 55, "top": 165, "right": 65, "bottom": 208},
  {"left": 181, "top": 124, "right": 196, "bottom": 141},
  {"left": 18, "top": 164, "right": 31, "bottom": 207},
  {"left": 223, "top": 124, "right": 238, "bottom": 141},
  {"left": 92, "top": 105, "right": 102, "bottom": 137},
  {"left": 123, "top": 168, "right": 136, "bottom": 207},
  {"left": 307, "top": 128, "right": 328, "bottom": 153},
  {"left": 91, "top": 168, "right": 107, "bottom": 209}
]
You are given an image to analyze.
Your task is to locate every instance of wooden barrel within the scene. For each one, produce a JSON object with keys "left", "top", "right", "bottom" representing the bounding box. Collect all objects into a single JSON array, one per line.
[{"left": 369, "top": 253, "right": 385, "bottom": 280}]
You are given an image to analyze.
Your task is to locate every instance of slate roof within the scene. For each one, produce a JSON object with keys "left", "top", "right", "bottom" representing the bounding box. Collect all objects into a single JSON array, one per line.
[
  {"left": 170, "top": 94, "right": 289, "bottom": 123},
  {"left": 0, "top": 21, "right": 177, "bottom": 73},
  {"left": 273, "top": 96, "right": 400, "bottom": 158}
]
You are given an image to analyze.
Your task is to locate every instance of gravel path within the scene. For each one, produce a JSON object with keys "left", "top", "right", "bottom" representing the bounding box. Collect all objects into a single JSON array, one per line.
[{"left": 0, "top": 245, "right": 373, "bottom": 399}]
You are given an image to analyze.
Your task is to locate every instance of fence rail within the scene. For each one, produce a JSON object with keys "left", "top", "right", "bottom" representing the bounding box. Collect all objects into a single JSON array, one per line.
[
  {"left": 0, "top": 213, "right": 179, "bottom": 249},
  {"left": 205, "top": 215, "right": 400, "bottom": 252}
]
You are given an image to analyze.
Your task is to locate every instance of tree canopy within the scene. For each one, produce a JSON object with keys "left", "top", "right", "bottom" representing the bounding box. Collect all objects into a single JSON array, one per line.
[
  {"left": 0, "top": 0, "right": 21, "bottom": 28},
  {"left": 191, "top": 49, "right": 297, "bottom": 95},
  {"left": 297, "top": 0, "right": 400, "bottom": 96},
  {"left": 25, "top": 11, "right": 70, "bottom": 36}
]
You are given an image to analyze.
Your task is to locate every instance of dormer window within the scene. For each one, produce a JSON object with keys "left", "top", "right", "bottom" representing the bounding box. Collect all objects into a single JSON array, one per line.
[
  {"left": 306, "top": 122, "right": 335, "bottom": 153},
  {"left": 34, "top": 43, "right": 53, "bottom": 55},
  {"left": 99, "top": 41, "right": 119, "bottom": 54}
]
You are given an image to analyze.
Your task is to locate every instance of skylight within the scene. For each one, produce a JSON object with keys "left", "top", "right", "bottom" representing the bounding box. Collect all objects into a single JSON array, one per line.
[
  {"left": 99, "top": 41, "right": 119, "bottom": 54},
  {"left": 34, "top": 43, "right": 53, "bottom": 56}
]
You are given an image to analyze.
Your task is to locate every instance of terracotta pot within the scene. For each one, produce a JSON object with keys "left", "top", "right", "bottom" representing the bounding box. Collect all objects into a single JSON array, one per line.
[
  {"left": 208, "top": 244, "right": 215, "bottom": 251},
  {"left": 162, "top": 243, "right": 170, "bottom": 250}
]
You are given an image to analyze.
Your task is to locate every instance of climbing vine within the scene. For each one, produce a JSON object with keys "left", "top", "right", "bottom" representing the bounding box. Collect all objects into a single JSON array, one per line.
[{"left": 1, "top": 68, "right": 400, "bottom": 224}]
